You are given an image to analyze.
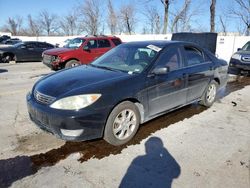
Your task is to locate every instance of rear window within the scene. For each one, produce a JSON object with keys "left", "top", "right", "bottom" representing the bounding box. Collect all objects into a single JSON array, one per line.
[{"left": 111, "top": 38, "right": 122, "bottom": 46}]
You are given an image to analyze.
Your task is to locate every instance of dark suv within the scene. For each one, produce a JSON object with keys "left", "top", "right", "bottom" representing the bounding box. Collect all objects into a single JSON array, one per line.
[
  {"left": 42, "top": 35, "right": 122, "bottom": 70},
  {"left": 228, "top": 41, "right": 250, "bottom": 75}
]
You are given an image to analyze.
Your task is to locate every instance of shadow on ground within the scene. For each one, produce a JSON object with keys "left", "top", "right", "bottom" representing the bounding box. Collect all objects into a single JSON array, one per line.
[
  {"left": 120, "top": 137, "right": 180, "bottom": 188},
  {"left": 0, "top": 69, "right": 8, "bottom": 73}
]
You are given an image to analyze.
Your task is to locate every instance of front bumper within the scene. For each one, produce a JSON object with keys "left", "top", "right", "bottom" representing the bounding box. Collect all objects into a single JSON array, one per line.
[
  {"left": 228, "top": 58, "right": 250, "bottom": 75},
  {"left": 26, "top": 93, "right": 107, "bottom": 141}
]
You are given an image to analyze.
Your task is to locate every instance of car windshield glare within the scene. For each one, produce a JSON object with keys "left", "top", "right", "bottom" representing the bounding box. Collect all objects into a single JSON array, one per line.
[
  {"left": 64, "top": 38, "right": 85, "bottom": 49},
  {"left": 91, "top": 44, "right": 161, "bottom": 74},
  {"left": 242, "top": 42, "right": 250, "bottom": 51}
]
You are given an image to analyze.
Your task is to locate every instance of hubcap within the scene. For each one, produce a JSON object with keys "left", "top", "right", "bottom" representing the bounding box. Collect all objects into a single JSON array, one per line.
[
  {"left": 113, "top": 109, "right": 137, "bottom": 140},
  {"left": 4, "top": 55, "right": 10, "bottom": 63},
  {"left": 71, "top": 63, "right": 79, "bottom": 67},
  {"left": 206, "top": 84, "right": 216, "bottom": 103}
]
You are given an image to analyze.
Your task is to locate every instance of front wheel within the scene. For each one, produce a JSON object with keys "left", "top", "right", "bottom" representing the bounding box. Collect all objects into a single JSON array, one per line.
[
  {"left": 200, "top": 80, "right": 218, "bottom": 107},
  {"left": 2, "top": 54, "right": 13, "bottom": 63},
  {"left": 65, "top": 60, "right": 80, "bottom": 68},
  {"left": 104, "top": 101, "right": 140, "bottom": 146}
]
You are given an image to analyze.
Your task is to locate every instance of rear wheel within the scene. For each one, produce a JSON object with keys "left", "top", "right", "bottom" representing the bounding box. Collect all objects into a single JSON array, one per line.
[
  {"left": 65, "top": 60, "right": 80, "bottom": 68},
  {"left": 200, "top": 80, "right": 218, "bottom": 107},
  {"left": 104, "top": 101, "right": 140, "bottom": 146}
]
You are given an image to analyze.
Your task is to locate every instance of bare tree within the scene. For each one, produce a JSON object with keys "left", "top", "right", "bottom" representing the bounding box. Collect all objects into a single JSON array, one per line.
[
  {"left": 78, "top": 0, "right": 101, "bottom": 35},
  {"left": 107, "top": 0, "right": 117, "bottom": 34},
  {"left": 142, "top": 0, "right": 171, "bottom": 33},
  {"left": 229, "top": 0, "right": 250, "bottom": 35},
  {"left": 143, "top": 6, "right": 162, "bottom": 34},
  {"left": 210, "top": 0, "right": 216, "bottom": 32},
  {"left": 119, "top": 4, "right": 137, "bottom": 35},
  {"left": 3, "top": 16, "right": 23, "bottom": 35},
  {"left": 170, "top": 0, "right": 191, "bottom": 33},
  {"left": 60, "top": 13, "right": 78, "bottom": 36},
  {"left": 219, "top": 15, "right": 227, "bottom": 36},
  {"left": 27, "top": 14, "right": 40, "bottom": 36},
  {"left": 161, "top": 0, "right": 171, "bottom": 34},
  {"left": 39, "top": 10, "right": 58, "bottom": 36}
]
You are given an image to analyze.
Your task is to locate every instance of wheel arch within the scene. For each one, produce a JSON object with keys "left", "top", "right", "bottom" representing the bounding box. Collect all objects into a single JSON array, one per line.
[{"left": 214, "top": 77, "right": 220, "bottom": 85}]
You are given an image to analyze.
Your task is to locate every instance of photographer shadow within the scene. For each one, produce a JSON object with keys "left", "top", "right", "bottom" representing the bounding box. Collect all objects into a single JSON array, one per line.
[{"left": 119, "top": 137, "right": 181, "bottom": 188}]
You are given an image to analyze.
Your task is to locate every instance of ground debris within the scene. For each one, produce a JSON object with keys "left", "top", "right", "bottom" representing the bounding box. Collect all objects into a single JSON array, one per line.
[{"left": 231, "top": 101, "right": 237, "bottom": 106}]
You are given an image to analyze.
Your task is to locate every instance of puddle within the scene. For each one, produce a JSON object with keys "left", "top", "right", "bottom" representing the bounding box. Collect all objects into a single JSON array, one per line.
[{"left": 1, "top": 77, "right": 250, "bottom": 187}]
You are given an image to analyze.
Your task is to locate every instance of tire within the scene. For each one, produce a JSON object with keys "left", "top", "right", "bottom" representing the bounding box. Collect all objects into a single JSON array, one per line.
[
  {"left": 200, "top": 80, "right": 218, "bottom": 107},
  {"left": 2, "top": 54, "right": 13, "bottom": 63},
  {"left": 65, "top": 60, "right": 80, "bottom": 68},
  {"left": 104, "top": 101, "right": 140, "bottom": 146}
]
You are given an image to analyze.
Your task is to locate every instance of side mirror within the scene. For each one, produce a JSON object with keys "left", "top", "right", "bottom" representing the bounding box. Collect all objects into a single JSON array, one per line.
[
  {"left": 151, "top": 67, "right": 169, "bottom": 75},
  {"left": 83, "top": 45, "right": 90, "bottom": 51},
  {"left": 237, "top": 48, "right": 242, "bottom": 51}
]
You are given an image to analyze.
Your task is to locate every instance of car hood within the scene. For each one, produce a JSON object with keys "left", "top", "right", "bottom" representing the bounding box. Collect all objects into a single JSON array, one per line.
[
  {"left": 44, "top": 47, "right": 75, "bottom": 55},
  {"left": 0, "top": 46, "right": 15, "bottom": 52},
  {"left": 235, "top": 50, "right": 250, "bottom": 55},
  {"left": 35, "top": 65, "right": 131, "bottom": 98}
]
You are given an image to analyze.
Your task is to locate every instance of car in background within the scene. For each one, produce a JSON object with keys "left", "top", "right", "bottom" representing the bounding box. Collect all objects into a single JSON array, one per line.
[
  {"left": 56, "top": 38, "right": 72, "bottom": 48},
  {"left": 1, "top": 38, "right": 22, "bottom": 45},
  {"left": 0, "top": 41, "right": 54, "bottom": 63},
  {"left": 27, "top": 40, "right": 228, "bottom": 146},
  {"left": 0, "top": 35, "right": 11, "bottom": 43},
  {"left": 42, "top": 35, "right": 122, "bottom": 70},
  {"left": 228, "top": 41, "right": 250, "bottom": 75},
  {"left": 0, "top": 38, "right": 22, "bottom": 48}
]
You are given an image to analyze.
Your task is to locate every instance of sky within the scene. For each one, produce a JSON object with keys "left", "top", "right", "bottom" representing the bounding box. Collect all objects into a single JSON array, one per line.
[{"left": 0, "top": 0, "right": 242, "bottom": 34}]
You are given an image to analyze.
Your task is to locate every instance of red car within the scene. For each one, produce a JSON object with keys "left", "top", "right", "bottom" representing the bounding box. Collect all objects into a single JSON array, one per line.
[{"left": 42, "top": 35, "right": 122, "bottom": 70}]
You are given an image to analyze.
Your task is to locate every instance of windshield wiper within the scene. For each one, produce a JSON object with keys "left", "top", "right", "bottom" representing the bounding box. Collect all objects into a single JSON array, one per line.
[{"left": 89, "top": 64, "right": 124, "bottom": 73}]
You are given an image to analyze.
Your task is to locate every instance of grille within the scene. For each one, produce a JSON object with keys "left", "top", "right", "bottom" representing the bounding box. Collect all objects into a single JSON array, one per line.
[
  {"left": 34, "top": 90, "right": 56, "bottom": 105},
  {"left": 242, "top": 56, "right": 250, "bottom": 62}
]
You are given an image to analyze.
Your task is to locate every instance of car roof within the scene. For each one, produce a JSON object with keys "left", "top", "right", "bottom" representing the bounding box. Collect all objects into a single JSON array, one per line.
[
  {"left": 121, "top": 40, "right": 197, "bottom": 48},
  {"left": 75, "top": 35, "right": 120, "bottom": 40}
]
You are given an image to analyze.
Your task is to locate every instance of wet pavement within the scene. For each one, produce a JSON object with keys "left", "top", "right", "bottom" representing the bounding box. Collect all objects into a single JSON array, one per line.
[{"left": 0, "top": 76, "right": 250, "bottom": 187}]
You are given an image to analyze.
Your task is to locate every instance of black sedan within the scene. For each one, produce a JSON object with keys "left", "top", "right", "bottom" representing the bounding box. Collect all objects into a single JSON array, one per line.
[
  {"left": 0, "top": 41, "right": 54, "bottom": 63},
  {"left": 228, "top": 41, "right": 250, "bottom": 75},
  {"left": 26, "top": 41, "right": 228, "bottom": 145}
]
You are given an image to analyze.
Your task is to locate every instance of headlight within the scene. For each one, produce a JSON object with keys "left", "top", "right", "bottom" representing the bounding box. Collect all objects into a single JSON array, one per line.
[
  {"left": 50, "top": 94, "right": 101, "bottom": 110},
  {"left": 231, "top": 54, "right": 241, "bottom": 60}
]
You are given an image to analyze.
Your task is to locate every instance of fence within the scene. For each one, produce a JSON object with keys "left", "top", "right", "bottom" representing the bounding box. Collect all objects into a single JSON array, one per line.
[{"left": 14, "top": 34, "right": 250, "bottom": 62}]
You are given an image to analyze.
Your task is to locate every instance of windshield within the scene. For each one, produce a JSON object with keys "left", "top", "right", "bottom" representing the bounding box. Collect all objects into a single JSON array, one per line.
[
  {"left": 91, "top": 44, "right": 162, "bottom": 74},
  {"left": 64, "top": 38, "right": 85, "bottom": 49},
  {"left": 13, "top": 42, "right": 24, "bottom": 48},
  {"left": 242, "top": 41, "right": 250, "bottom": 51}
]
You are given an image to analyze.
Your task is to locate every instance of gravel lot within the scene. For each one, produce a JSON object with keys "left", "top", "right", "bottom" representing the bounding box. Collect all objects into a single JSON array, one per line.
[{"left": 0, "top": 62, "right": 249, "bottom": 188}]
